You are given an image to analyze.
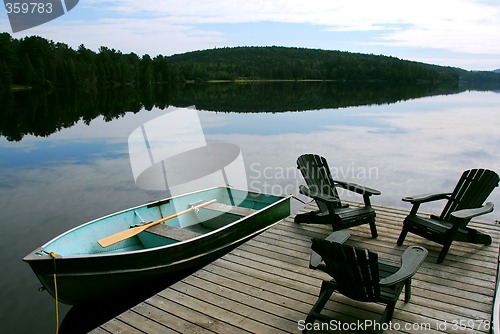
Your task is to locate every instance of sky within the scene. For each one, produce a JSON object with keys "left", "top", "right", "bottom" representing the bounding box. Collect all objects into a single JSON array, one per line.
[{"left": 1, "top": 0, "right": 500, "bottom": 71}]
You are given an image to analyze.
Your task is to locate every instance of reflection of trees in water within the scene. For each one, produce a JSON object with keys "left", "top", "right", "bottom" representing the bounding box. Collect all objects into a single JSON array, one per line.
[
  {"left": 177, "top": 81, "right": 462, "bottom": 112},
  {"left": 0, "top": 80, "right": 483, "bottom": 141}
]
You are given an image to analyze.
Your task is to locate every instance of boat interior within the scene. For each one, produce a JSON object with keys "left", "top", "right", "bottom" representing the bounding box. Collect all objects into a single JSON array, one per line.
[{"left": 42, "top": 187, "right": 284, "bottom": 256}]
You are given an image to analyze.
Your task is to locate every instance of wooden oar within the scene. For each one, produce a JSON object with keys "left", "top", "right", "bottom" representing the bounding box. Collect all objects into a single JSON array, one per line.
[{"left": 98, "top": 199, "right": 216, "bottom": 248}]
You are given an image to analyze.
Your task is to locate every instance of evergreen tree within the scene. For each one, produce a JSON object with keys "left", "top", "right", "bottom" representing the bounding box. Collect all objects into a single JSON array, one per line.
[
  {"left": 0, "top": 60, "right": 13, "bottom": 91},
  {"left": 21, "top": 53, "right": 36, "bottom": 86},
  {"left": 140, "top": 54, "right": 153, "bottom": 85}
]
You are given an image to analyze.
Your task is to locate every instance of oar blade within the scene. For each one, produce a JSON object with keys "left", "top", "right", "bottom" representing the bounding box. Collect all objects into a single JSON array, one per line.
[{"left": 97, "top": 226, "right": 145, "bottom": 248}]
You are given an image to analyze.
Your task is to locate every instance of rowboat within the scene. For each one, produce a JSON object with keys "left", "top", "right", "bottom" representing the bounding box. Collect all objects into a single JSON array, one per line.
[{"left": 23, "top": 186, "right": 291, "bottom": 305}]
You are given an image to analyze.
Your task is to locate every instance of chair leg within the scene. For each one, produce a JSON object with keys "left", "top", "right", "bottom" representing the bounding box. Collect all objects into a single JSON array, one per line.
[
  {"left": 380, "top": 301, "right": 396, "bottom": 324},
  {"left": 437, "top": 240, "right": 453, "bottom": 263},
  {"left": 397, "top": 226, "right": 408, "bottom": 245},
  {"left": 372, "top": 302, "right": 397, "bottom": 334},
  {"left": 303, "top": 281, "right": 335, "bottom": 333},
  {"left": 404, "top": 279, "right": 412, "bottom": 303},
  {"left": 369, "top": 221, "right": 378, "bottom": 238}
]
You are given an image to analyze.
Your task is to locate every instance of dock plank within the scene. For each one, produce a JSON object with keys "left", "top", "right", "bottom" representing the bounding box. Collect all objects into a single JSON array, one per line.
[
  {"left": 135, "top": 297, "right": 226, "bottom": 334},
  {"left": 91, "top": 202, "right": 500, "bottom": 333}
]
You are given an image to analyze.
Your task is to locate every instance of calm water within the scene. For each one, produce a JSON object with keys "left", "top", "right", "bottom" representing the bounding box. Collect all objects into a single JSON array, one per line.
[{"left": 1, "top": 85, "right": 500, "bottom": 333}]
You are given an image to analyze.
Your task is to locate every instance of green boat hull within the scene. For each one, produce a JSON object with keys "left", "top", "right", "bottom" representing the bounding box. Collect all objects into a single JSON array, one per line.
[{"left": 23, "top": 187, "right": 290, "bottom": 305}]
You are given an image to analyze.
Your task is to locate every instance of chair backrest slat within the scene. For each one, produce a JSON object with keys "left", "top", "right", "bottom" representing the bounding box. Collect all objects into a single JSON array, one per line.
[
  {"left": 440, "top": 169, "right": 499, "bottom": 221},
  {"left": 311, "top": 239, "right": 380, "bottom": 302},
  {"left": 355, "top": 247, "right": 379, "bottom": 300},
  {"left": 297, "top": 154, "right": 342, "bottom": 210}
]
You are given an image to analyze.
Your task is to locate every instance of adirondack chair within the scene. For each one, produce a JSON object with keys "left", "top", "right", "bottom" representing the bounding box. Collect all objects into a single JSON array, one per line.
[
  {"left": 304, "top": 233, "right": 427, "bottom": 333},
  {"left": 397, "top": 169, "right": 498, "bottom": 263},
  {"left": 295, "top": 154, "right": 380, "bottom": 237}
]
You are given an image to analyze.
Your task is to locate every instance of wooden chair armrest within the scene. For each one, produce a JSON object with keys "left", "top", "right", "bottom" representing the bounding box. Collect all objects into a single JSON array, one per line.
[
  {"left": 379, "top": 246, "right": 427, "bottom": 286},
  {"left": 402, "top": 192, "right": 451, "bottom": 204},
  {"left": 309, "top": 231, "right": 351, "bottom": 269},
  {"left": 451, "top": 202, "right": 494, "bottom": 220},
  {"left": 334, "top": 180, "right": 381, "bottom": 196},
  {"left": 299, "top": 185, "right": 340, "bottom": 204}
]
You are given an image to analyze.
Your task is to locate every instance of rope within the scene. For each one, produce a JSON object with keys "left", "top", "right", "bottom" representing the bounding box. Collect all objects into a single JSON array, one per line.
[
  {"left": 290, "top": 194, "right": 313, "bottom": 205},
  {"left": 49, "top": 252, "right": 59, "bottom": 334}
]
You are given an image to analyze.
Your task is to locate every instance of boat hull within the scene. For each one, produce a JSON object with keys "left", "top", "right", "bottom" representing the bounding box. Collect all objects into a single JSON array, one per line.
[{"left": 23, "top": 187, "right": 290, "bottom": 304}]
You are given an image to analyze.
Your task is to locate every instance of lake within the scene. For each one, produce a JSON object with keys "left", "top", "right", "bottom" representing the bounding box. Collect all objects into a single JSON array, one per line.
[{"left": 1, "top": 83, "right": 499, "bottom": 333}]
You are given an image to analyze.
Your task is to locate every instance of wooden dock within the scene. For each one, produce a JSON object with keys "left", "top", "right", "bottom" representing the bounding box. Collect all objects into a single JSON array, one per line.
[{"left": 91, "top": 202, "right": 500, "bottom": 333}]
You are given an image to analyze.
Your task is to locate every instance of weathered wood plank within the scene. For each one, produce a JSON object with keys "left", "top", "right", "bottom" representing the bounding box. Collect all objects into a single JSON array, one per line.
[
  {"left": 100, "top": 318, "right": 145, "bottom": 334},
  {"left": 87, "top": 327, "right": 111, "bottom": 334},
  {"left": 115, "top": 309, "right": 171, "bottom": 333},
  {"left": 132, "top": 299, "right": 221, "bottom": 334}
]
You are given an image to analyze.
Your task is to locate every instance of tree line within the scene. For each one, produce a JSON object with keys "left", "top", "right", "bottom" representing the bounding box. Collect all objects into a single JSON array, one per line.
[
  {"left": 1, "top": 33, "right": 499, "bottom": 92},
  {"left": 0, "top": 33, "right": 182, "bottom": 91}
]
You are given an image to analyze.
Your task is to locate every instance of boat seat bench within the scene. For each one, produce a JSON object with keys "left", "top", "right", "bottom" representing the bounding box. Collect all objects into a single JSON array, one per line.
[
  {"left": 202, "top": 202, "right": 257, "bottom": 216},
  {"left": 143, "top": 202, "right": 257, "bottom": 242},
  {"left": 145, "top": 224, "right": 202, "bottom": 242}
]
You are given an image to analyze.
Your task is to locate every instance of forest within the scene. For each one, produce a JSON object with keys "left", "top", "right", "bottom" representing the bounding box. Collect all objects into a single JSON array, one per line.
[
  {"left": 3, "top": 33, "right": 499, "bottom": 92},
  {"left": 2, "top": 33, "right": 499, "bottom": 141}
]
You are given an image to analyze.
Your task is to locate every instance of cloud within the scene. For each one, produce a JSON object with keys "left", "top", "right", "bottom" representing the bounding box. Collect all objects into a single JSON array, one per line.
[
  {"left": 11, "top": 16, "right": 226, "bottom": 56},
  {"left": 76, "top": 0, "right": 500, "bottom": 54}
]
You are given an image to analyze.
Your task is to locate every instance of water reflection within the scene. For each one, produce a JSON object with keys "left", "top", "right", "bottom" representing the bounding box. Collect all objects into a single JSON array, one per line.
[
  {"left": 218, "top": 91, "right": 500, "bottom": 214},
  {"left": 0, "top": 80, "right": 463, "bottom": 141}
]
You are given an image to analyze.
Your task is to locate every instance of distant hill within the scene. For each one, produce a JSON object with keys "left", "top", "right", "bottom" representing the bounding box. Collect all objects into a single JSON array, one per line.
[
  {"left": 169, "top": 46, "right": 462, "bottom": 83},
  {"left": 459, "top": 68, "right": 500, "bottom": 89}
]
